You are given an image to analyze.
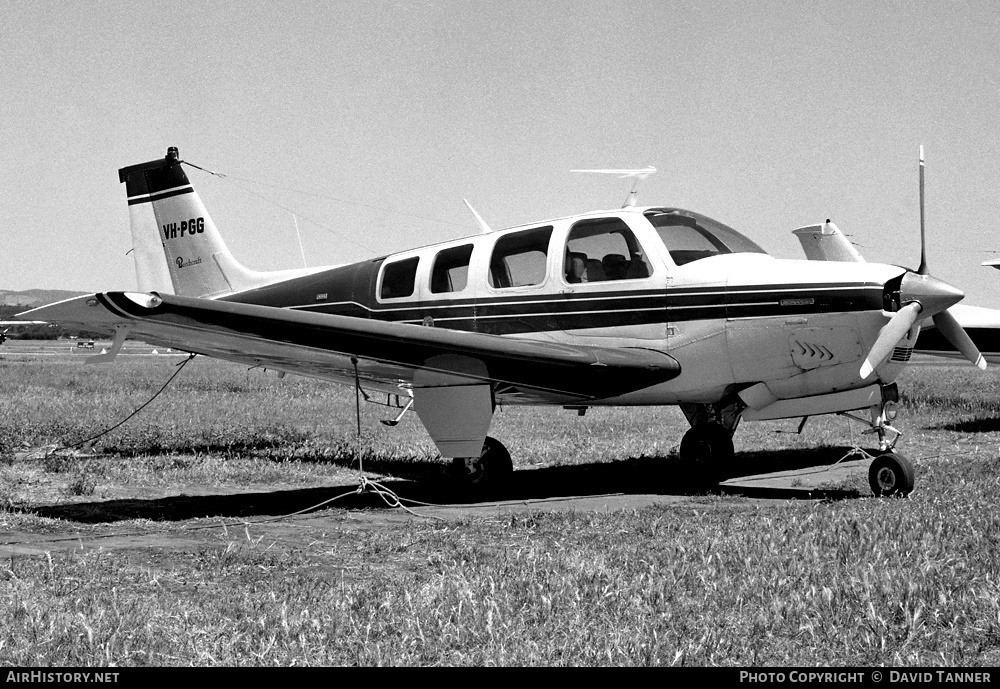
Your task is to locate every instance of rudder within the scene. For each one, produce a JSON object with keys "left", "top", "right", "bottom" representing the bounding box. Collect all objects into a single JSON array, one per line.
[{"left": 119, "top": 148, "right": 280, "bottom": 297}]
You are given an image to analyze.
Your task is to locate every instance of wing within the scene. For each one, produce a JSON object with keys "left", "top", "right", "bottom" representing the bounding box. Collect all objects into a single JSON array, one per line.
[
  {"left": 570, "top": 166, "right": 656, "bottom": 179},
  {"left": 20, "top": 292, "right": 681, "bottom": 404}
]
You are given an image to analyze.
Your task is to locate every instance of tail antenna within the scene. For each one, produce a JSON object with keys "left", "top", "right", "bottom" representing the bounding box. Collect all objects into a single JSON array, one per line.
[{"left": 570, "top": 166, "right": 656, "bottom": 208}]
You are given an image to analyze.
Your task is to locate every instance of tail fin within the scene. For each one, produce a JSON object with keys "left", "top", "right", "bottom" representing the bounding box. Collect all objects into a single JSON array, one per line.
[
  {"left": 119, "top": 148, "right": 307, "bottom": 298},
  {"left": 792, "top": 220, "right": 866, "bottom": 263}
]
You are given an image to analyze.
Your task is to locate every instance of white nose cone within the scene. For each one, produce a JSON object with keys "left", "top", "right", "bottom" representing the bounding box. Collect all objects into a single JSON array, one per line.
[{"left": 899, "top": 272, "right": 963, "bottom": 318}]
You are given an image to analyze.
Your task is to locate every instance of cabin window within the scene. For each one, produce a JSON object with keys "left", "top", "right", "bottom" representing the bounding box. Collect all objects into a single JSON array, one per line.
[
  {"left": 563, "top": 217, "right": 652, "bottom": 283},
  {"left": 379, "top": 256, "right": 420, "bottom": 299},
  {"left": 431, "top": 244, "right": 473, "bottom": 294},
  {"left": 489, "top": 226, "right": 553, "bottom": 288}
]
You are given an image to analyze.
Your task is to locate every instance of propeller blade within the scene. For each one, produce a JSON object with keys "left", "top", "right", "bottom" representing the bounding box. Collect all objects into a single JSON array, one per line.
[
  {"left": 931, "top": 308, "right": 987, "bottom": 369},
  {"left": 860, "top": 302, "right": 922, "bottom": 379},
  {"left": 918, "top": 145, "right": 928, "bottom": 275}
]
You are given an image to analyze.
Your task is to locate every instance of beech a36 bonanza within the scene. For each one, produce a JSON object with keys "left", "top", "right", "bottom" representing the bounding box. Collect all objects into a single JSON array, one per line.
[{"left": 21, "top": 148, "right": 988, "bottom": 497}]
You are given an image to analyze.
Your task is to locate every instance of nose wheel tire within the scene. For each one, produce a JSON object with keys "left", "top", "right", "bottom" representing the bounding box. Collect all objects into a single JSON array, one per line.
[
  {"left": 449, "top": 436, "right": 513, "bottom": 492},
  {"left": 868, "top": 452, "right": 915, "bottom": 497},
  {"left": 679, "top": 423, "right": 734, "bottom": 488}
]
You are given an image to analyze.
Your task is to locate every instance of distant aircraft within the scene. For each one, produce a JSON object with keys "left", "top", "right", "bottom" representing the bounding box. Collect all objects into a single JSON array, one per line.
[{"left": 20, "top": 147, "right": 988, "bottom": 497}]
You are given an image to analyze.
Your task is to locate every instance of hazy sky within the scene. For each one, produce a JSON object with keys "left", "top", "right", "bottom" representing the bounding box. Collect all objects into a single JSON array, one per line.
[{"left": 3, "top": 0, "right": 1000, "bottom": 305}]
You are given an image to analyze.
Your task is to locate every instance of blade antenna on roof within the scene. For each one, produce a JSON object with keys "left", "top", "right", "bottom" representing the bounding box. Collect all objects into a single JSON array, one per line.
[
  {"left": 570, "top": 166, "right": 657, "bottom": 208},
  {"left": 464, "top": 199, "right": 494, "bottom": 234}
]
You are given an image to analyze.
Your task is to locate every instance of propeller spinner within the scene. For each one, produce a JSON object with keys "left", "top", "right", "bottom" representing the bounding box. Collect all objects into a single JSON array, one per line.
[{"left": 860, "top": 147, "right": 987, "bottom": 378}]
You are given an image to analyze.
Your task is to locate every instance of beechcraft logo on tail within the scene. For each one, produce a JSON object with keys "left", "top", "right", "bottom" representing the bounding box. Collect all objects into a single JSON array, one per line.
[
  {"left": 162, "top": 218, "right": 205, "bottom": 240},
  {"left": 175, "top": 256, "right": 203, "bottom": 269}
]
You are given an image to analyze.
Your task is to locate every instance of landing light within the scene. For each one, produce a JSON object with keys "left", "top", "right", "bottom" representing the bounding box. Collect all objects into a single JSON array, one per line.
[{"left": 884, "top": 400, "right": 899, "bottom": 421}]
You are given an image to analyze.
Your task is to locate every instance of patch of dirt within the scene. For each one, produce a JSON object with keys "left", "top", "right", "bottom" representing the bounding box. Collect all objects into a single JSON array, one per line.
[{"left": 0, "top": 448, "right": 872, "bottom": 558}]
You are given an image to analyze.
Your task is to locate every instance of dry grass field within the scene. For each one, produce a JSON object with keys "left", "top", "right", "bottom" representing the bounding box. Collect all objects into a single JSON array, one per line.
[{"left": 1, "top": 341, "right": 1000, "bottom": 666}]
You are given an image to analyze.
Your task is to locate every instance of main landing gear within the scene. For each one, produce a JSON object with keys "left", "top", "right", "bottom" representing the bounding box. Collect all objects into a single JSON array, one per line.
[
  {"left": 679, "top": 423, "right": 734, "bottom": 488},
  {"left": 448, "top": 436, "right": 513, "bottom": 492},
  {"left": 678, "top": 402, "right": 739, "bottom": 489}
]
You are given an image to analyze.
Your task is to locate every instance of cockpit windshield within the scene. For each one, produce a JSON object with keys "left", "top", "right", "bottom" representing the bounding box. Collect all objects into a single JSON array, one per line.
[{"left": 644, "top": 208, "right": 767, "bottom": 266}]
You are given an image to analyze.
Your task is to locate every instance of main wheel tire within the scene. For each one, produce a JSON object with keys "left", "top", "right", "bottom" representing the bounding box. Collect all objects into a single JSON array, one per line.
[
  {"left": 868, "top": 452, "right": 915, "bottom": 497},
  {"left": 679, "top": 423, "right": 734, "bottom": 489},
  {"left": 450, "top": 436, "right": 513, "bottom": 492}
]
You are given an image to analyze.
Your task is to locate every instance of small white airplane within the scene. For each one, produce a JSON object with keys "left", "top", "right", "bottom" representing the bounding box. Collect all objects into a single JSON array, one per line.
[{"left": 19, "top": 147, "right": 988, "bottom": 497}]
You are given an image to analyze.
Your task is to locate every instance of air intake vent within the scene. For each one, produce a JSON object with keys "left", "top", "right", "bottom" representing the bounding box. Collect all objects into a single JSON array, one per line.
[{"left": 890, "top": 346, "right": 913, "bottom": 363}]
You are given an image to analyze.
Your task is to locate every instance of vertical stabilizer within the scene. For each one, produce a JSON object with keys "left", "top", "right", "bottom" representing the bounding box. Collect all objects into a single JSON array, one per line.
[
  {"left": 792, "top": 220, "right": 866, "bottom": 263},
  {"left": 119, "top": 148, "right": 305, "bottom": 298}
]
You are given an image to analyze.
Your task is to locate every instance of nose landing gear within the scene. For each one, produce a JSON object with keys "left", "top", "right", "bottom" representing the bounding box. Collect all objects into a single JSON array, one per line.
[
  {"left": 868, "top": 451, "right": 915, "bottom": 497},
  {"left": 840, "top": 385, "right": 914, "bottom": 497}
]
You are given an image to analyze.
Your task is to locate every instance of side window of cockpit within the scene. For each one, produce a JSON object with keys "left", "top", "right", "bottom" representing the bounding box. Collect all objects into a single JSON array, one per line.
[
  {"left": 564, "top": 218, "right": 652, "bottom": 283},
  {"left": 431, "top": 244, "right": 473, "bottom": 294},
  {"left": 489, "top": 226, "right": 553, "bottom": 288},
  {"left": 379, "top": 257, "right": 419, "bottom": 299}
]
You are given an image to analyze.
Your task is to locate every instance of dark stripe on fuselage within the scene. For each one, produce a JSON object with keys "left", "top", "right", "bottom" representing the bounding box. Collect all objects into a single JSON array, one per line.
[
  {"left": 223, "top": 259, "right": 884, "bottom": 336},
  {"left": 294, "top": 287, "right": 877, "bottom": 334}
]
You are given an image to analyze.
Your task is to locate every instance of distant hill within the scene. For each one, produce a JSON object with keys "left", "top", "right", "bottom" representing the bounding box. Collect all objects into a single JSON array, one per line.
[{"left": 0, "top": 289, "right": 87, "bottom": 307}]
